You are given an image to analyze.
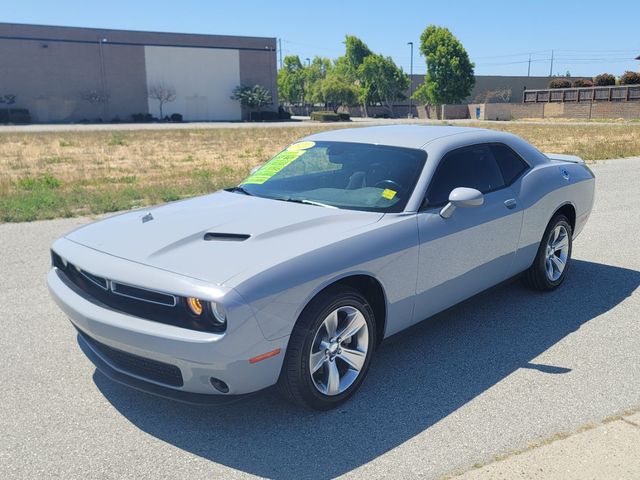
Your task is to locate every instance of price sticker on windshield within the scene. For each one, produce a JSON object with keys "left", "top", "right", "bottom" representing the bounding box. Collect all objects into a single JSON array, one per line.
[
  {"left": 381, "top": 189, "right": 397, "bottom": 200},
  {"left": 287, "top": 141, "right": 315, "bottom": 152},
  {"left": 242, "top": 150, "right": 304, "bottom": 185}
]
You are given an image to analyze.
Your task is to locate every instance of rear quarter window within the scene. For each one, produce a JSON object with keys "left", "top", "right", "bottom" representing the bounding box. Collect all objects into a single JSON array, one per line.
[{"left": 490, "top": 144, "right": 529, "bottom": 185}]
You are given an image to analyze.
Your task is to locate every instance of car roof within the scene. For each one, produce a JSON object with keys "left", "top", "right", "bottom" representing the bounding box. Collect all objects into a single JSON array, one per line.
[{"left": 302, "top": 125, "right": 498, "bottom": 149}]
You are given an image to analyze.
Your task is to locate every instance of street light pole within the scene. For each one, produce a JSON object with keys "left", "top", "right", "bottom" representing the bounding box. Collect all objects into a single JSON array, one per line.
[
  {"left": 305, "top": 58, "right": 311, "bottom": 115},
  {"left": 407, "top": 41, "right": 413, "bottom": 118},
  {"left": 98, "top": 37, "right": 108, "bottom": 120}
]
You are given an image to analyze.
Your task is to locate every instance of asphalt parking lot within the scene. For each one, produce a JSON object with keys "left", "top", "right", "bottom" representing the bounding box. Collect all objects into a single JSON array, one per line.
[{"left": 1, "top": 157, "right": 639, "bottom": 480}]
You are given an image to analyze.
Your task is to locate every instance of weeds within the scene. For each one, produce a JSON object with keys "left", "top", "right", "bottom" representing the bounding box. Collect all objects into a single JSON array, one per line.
[{"left": 1, "top": 123, "right": 639, "bottom": 222}]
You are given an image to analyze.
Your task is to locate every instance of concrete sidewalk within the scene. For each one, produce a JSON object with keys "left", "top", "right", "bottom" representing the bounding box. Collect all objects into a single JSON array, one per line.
[{"left": 451, "top": 409, "right": 640, "bottom": 479}]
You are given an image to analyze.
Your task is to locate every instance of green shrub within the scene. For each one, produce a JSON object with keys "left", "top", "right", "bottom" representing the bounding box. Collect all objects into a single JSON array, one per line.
[
  {"left": 572, "top": 79, "right": 593, "bottom": 88},
  {"left": 620, "top": 71, "right": 640, "bottom": 85},
  {"left": 170, "top": 113, "right": 183, "bottom": 122},
  {"left": 278, "top": 106, "right": 291, "bottom": 120},
  {"left": 593, "top": 73, "right": 616, "bottom": 86},
  {"left": 338, "top": 112, "right": 351, "bottom": 121},
  {"left": 549, "top": 78, "right": 572, "bottom": 89},
  {"left": 310, "top": 111, "right": 341, "bottom": 121},
  {"left": 131, "top": 113, "right": 153, "bottom": 123},
  {"left": 251, "top": 111, "right": 280, "bottom": 121}
]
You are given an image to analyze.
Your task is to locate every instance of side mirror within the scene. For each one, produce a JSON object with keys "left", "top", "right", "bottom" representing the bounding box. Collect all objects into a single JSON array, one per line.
[{"left": 440, "top": 187, "right": 484, "bottom": 219}]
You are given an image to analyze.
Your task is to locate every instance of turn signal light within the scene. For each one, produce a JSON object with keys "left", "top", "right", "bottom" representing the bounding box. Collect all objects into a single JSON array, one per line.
[
  {"left": 249, "top": 348, "right": 281, "bottom": 364},
  {"left": 187, "top": 297, "right": 203, "bottom": 315}
]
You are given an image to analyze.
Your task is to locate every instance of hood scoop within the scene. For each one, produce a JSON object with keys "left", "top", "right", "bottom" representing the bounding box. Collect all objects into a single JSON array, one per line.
[{"left": 203, "top": 232, "right": 251, "bottom": 242}]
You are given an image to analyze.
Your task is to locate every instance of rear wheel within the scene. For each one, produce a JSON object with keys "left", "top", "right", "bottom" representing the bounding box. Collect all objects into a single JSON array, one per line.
[
  {"left": 278, "top": 286, "right": 376, "bottom": 410},
  {"left": 524, "top": 214, "right": 572, "bottom": 291}
]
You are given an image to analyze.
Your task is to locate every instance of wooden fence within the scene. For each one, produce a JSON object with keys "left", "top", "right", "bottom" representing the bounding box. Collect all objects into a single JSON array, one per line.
[{"left": 523, "top": 85, "right": 640, "bottom": 103}]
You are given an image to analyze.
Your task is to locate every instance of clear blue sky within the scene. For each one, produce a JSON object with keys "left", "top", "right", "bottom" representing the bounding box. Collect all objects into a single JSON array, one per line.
[{"left": 5, "top": 0, "right": 640, "bottom": 77}]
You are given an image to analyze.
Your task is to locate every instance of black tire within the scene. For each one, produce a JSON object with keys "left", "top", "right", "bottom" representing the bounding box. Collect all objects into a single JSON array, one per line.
[
  {"left": 523, "top": 214, "right": 573, "bottom": 291},
  {"left": 277, "top": 286, "right": 376, "bottom": 410}
]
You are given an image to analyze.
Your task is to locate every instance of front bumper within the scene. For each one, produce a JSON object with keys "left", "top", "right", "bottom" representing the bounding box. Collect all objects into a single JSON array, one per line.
[
  {"left": 48, "top": 268, "right": 288, "bottom": 397},
  {"left": 76, "top": 329, "right": 253, "bottom": 405}
]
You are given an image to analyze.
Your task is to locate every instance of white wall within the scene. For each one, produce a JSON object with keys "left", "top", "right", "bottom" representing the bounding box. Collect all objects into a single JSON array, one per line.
[{"left": 144, "top": 46, "right": 241, "bottom": 121}]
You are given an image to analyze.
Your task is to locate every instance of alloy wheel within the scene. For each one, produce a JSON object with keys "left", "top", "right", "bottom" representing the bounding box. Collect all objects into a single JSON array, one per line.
[
  {"left": 309, "top": 305, "right": 369, "bottom": 396},
  {"left": 545, "top": 224, "right": 569, "bottom": 281}
]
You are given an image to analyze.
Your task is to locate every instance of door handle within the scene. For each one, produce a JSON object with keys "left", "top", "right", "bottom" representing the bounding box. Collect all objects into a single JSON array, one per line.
[{"left": 504, "top": 198, "right": 517, "bottom": 209}]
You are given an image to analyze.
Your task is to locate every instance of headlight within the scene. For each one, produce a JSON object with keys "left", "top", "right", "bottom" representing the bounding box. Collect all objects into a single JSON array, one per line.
[{"left": 210, "top": 301, "right": 227, "bottom": 326}]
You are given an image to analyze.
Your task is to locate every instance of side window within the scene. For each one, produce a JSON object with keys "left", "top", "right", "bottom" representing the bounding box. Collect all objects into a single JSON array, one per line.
[
  {"left": 426, "top": 145, "right": 505, "bottom": 207},
  {"left": 490, "top": 144, "right": 529, "bottom": 185}
]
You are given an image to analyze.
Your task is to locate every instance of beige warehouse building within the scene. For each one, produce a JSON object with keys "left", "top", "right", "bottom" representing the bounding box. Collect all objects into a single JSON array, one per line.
[{"left": 0, "top": 22, "right": 278, "bottom": 122}]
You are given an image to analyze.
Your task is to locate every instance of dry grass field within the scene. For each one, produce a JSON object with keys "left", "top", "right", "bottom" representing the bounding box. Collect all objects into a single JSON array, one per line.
[{"left": 1, "top": 121, "right": 639, "bottom": 222}]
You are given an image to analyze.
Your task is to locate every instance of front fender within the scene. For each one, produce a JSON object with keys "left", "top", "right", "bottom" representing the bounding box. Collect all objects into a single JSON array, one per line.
[{"left": 233, "top": 214, "right": 420, "bottom": 340}]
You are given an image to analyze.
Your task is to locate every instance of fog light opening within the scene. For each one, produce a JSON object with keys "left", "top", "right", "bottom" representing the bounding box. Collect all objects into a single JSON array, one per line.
[{"left": 210, "top": 377, "right": 229, "bottom": 393}]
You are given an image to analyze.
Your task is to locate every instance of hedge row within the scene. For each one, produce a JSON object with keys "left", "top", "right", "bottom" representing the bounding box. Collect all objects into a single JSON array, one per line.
[
  {"left": 549, "top": 71, "right": 640, "bottom": 89},
  {"left": 310, "top": 111, "right": 350, "bottom": 121}
]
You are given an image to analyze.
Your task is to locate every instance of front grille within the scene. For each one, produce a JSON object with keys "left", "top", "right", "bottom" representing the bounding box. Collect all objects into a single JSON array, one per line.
[
  {"left": 52, "top": 250, "right": 224, "bottom": 333},
  {"left": 110, "top": 281, "right": 177, "bottom": 307},
  {"left": 81, "top": 332, "right": 184, "bottom": 387}
]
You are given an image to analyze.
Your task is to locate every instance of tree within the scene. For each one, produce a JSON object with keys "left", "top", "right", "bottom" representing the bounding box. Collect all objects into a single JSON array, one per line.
[
  {"left": 548, "top": 78, "right": 572, "bottom": 89},
  {"left": 231, "top": 84, "right": 272, "bottom": 120},
  {"left": 572, "top": 79, "right": 593, "bottom": 88},
  {"left": 412, "top": 25, "right": 475, "bottom": 112},
  {"left": 320, "top": 71, "right": 359, "bottom": 112},
  {"left": 343, "top": 35, "right": 373, "bottom": 72},
  {"left": 620, "top": 71, "right": 640, "bottom": 85},
  {"left": 337, "top": 35, "right": 374, "bottom": 116},
  {"left": 147, "top": 82, "right": 176, "bottom": 119},
  {"left": 305, "top": 56, "right": 332, "bottom": 105},
  {"left": 358, "top": 54, "right": 409, "bottom": 116},
  {"left": 593, "top": 73, "right": 616, "bottom": 86},
  {"left": 277, "top": 55, "right": 305, "bottom": 106}
]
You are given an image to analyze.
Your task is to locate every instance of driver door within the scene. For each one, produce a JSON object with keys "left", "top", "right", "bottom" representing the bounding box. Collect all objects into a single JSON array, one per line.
[{"left": 412, "top": 144, "right": 524, "bottom": 324}]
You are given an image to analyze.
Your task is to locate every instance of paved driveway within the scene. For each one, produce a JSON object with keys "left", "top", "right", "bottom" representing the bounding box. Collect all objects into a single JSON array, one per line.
[{"left": 1, "top": 158, "right": 638, "bottom": 479}]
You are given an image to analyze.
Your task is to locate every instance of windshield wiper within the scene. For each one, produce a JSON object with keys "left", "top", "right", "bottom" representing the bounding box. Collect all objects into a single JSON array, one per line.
[
  {"left": 276, "top": 197, "right": 337, "bottom": 209},
  {"left": 226, "top": 186, "right": 254, "bottom": 196}
]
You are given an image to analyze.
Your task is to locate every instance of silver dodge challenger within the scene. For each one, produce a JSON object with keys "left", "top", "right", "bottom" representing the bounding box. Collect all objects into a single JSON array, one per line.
[{"left": 48, "top": 125, "right": 595, "bottom": 410}]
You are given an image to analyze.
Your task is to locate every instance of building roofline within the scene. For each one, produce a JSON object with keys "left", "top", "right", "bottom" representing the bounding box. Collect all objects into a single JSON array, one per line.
[{"left": 0, "top": 22, "right": 276, "bottom": 49}]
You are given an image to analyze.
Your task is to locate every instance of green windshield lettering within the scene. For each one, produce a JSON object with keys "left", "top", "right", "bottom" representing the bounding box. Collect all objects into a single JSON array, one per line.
[{"left": 242, "top": 150, "right": 304, "bottom": 185}]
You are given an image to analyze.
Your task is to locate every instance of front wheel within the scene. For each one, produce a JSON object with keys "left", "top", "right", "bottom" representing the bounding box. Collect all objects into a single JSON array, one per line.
[
  {"left": 524, "top": 214, "right": 572, "bottom": 291},
  {"left": 277, "top": 286, "right": 376, "bottom": 410}
]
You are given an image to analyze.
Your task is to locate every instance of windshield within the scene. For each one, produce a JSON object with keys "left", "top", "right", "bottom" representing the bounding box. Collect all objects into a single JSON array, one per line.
[{"left": 235, "top": 140, "right": 427, "bottom": 212}]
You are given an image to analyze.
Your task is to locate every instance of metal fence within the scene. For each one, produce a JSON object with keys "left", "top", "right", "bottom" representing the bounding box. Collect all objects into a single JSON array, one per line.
[{"left": 523, "top": 85, "right": 640, "bottom": 103}]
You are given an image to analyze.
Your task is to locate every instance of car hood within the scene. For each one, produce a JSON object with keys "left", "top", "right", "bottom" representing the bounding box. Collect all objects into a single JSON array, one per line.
[{"left": 66, "top": 191, "right": 383, "bottom": 286}]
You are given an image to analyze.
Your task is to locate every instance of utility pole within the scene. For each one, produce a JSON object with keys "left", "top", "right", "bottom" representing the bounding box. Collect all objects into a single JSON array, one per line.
[
  {"left": 97, "top": 37, "right": 108, "bottom": 120},
  {"left": 407, "top": 41, "right": 414, "bottom": 118},
  {"left": 549, "top": 49, "right": 554, "bottom": 77},
  {"left": 278, "top": 38, "right": 282, "bottom": 69},
  {"left": 527, "top": 53, "right": 531, "bottom": 77}
]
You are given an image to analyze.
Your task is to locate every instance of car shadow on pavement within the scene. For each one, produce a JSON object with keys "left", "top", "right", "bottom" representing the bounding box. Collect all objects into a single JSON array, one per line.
[{"left": 93, "top": 259, "right": 639, "bottom": 479}]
